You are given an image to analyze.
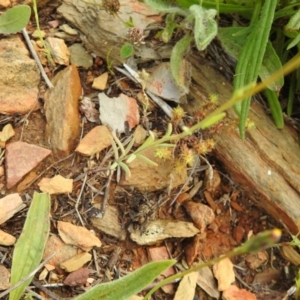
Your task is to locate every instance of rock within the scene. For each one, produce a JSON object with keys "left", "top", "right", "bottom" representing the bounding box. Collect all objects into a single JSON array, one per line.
[
  {"left": 45, "top": 37, "right": 70, "bottom": 65},
  {"left": 0, "top": 36, "right": 40, "bottom": 114},
  {"left": 213, "top": 258, "right": 235, "bottom": 291},
  {"left": 45, "top": 65, "right": 81, "bottom": 157},
  {"left": 92, "top": 72, "right": 109, "bottom": 90},
  {"left": 222, "top": 285, "right": 257, "bottom": 300},
  {"left": 0, "top": 0, "right": 11, "bottom": 8},
  {"left": 5, "top": 142, "right": 51, "bottom": 189},
  {"left": 0, "top": 124, "right": 15, "bottom": 145},
  {"left": 129, "top": 219, "right": 199, "bottom": 245},
  {"left": 120, "top": 148, "right": 187, "bottom": 192},
  {"left": 57, "top": 0, "right": 164, "bottom": 65},
  {"left": 0, "top": 193, "right": 25, "bottom": 224},
  {"left": 38, "top": 175, "right": 73, "bottom": 194},
  {"left": 183, "top": 201, "right": 215, "bottom": 232},
  {"left": 99, "top": 93, "right": 140, "bottom": 134},
  {"left": 75, "top": 125, "right": 112, "bottom": 157},
  {"left": 133, "top": 125, "right": 147, "bottom": 146},
  {"left": 69, "top": 43, "right": 93, "bottom": 69},
  {"left": 43, "top": 235, "right": 78, "bottom": 268},
  {"left": 60, "top": 24, "right": 78, "bottom": 36},
  {"left": 0, "top": 265, "right": 10, "bottom": 290},
  {"left": 58, "top": 221, "right": 102, "bottom": 251},
  {"left": 60, "top": 252, "right": 92, "bottom": 272},
  {"left": 0, "top": 229, "right": 16, "bottom": 246},
  {"left": 64, "top": 267, "right": 89, "bottom": 286},
  {"left": 91, "top": 205, "right": 126, "bottom": 240}
]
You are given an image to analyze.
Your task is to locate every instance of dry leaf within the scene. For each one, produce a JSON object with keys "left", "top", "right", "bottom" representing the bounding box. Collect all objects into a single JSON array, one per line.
[
  {"left": 222, "top": 285, "right": 257, "bottom": 300},
  {"left": 0, "top": 193, "right": 25, "bottom": 224},
  {"left": 61, "top": 253, "right": 92, "bottom": 272},
  {"left": 0, "top": 265, "right": 10, "bottom": 290},
  {"left": 64, "top": 267, "right": 89, "bottom": 286},
  {"left": 174, "top": 272, "right": 198, "bottom": 300},
  {"left": 0, "top": 229, "right": 16, "bottom": 246}
]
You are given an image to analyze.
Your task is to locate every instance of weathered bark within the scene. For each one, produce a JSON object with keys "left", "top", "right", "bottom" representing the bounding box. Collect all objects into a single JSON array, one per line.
[
  {"left": 57, "top": 0, "right": 300, "bottom": 233},
  {"left": 188, "top": 54, "right": 300, "bottom": 234}
]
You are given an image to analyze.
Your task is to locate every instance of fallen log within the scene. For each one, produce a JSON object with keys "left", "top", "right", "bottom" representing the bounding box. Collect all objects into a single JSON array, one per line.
[
  {"left": 58, "top": 0, "right": 300, "bottom": 234},
  {"left": 188, "top": 54, "right": 300, "bottom": 234}
]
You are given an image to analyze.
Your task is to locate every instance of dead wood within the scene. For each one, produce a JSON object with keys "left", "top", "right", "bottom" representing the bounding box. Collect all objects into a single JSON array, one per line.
[{"left": 187, "top": 54, "right": 300, "bottom": 234}]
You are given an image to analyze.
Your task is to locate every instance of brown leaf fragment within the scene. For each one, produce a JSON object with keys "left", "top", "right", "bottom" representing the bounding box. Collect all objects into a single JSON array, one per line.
[
  {"left": 245, "top": 251, "right": 268, "bottom": 270},
  {"left": 38, "top": 175, "right": 73, "bottom": 194},
  {"left": 0, "top": 193, "right": 25, "bottom": 224},
  {"left": 253, "top": 268, "right": 281, "bottom": 285},
  {"left": 282, "top": 245, "right": 300, "bottom": 265},
  {"left": 174, "top": 272, "right": 198, "bottom": 300},
  {"left": 222, "top": 285, "right": 257, "bottom": 300},
  {"left": 0, "top": 229, "right": 16, "bottom": 246},
  {"left": 0, "top": 265, "right": 10, "bottom": 290},
  {"left": 185, "top": 235, "right": 200, "bottom": 266},
  {"left": 60, "top": 252, "right": 92, "bottom": 272},
  {"left": 79, "top": 97, "right": 100, "bottom": 123},
  {"left": 197, "top": 260, "right": 220, "bottom": 299},
  {"left": 58, "top": 221, "right": 101, "bottom": 251},
  {"left": 213, "top": 258, "right": 235, "bottom": 291},
  {"left": 64, "top": 267, "right": 90, "bottom": 286},
  {"left": 183, "top": 201, "right": 215, "bottom": 232}
]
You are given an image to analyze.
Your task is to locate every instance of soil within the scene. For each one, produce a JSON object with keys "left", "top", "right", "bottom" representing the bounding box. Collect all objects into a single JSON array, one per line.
[{"left": 0, "top": 1, "right": 298, "bottom": 300}]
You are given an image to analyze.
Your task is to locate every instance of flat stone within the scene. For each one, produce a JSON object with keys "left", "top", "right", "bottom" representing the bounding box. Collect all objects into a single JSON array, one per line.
[
  {"left": 0, "top": 36, "right": 40, "bottom": 114},
  {"left": 5, "top": 142, "right": 51, "bottom": 189},
  {"left": 38, "top": 175, "right": 73, "bottom": 194},
  {"left": 99, "top": 93, "right": 140, "bottom": 134},
  {"left": 58, "top": 221, "right": 102, "bottom": 251},
  {"left": 0, "top": 229, "right": 16, "bottom": 246},
  {"left": 0, "top": 193, "right": 25, "bottom": 224},
  {"left": 92, "top": 72, "right": 108, "bottom": 90},
  {"left": 91, "top": 205, "right": 126, "bottom": 240},
  {"left": 45, "top": 37, "right": 70, "bottom": 65},
  {"left": 69, "top": 43, "right": 93, "bottom": 69},
  {"left": 60, "top": 252, "right": 92, "bottom": 272},
  {"left": 120, "top": 148, "right": 187, "bottom": 192},
  {"left": 45, "top": 65, "right": 81, "bottom": 157},
  {"left": 75, "top": 125, "right": 112, "bottom": 156}
]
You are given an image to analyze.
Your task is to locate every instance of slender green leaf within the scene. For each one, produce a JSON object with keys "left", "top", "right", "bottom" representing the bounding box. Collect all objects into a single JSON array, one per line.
[
  {"left": 189, "top": 5, "right": 218, "bottom": 51},
  {"left": 120, "top": 43, "right": 134, "bottom": 59},
  {"left": 284, "top": 8, "right": 300, "bottom": 38},
  {"left": 112, "top": 134, "right": 126, "bottom": 157},
  {"left": 263, "top": 89, "right": 284, "bottom": 129},
  {"left": 124, "top": 136, "right": 135, "bottom": 156},
  {"left": 0, "top": 5, "right": 31, "bottom": 34},
  {"left": 75, "top": 260, "right": 175, "bottom": 300},
  {"left": 136, "top": 154, "right": 158, "bottom": 167},
  {"left": 9, "top": 192, "right": 50, "bottom": 300},
  {"left": 126, "top": 153, "right": 137, "bottom": 164},
  {"left": 110, "top": 137, "right": 119, "bottom": 160},
  {"left": 170, "top": 34, "right": 192, "bottom": 91},
  {"left": 233, "top": 0, "right": 277, "bottom": 138},
  {"left": 287, "top": 32, "right": 300, "bottom": 50},
  {"left": 119, "top": 161, "right": 131, "bottom": 177},
  {"left": 161, "top": 14, "right": 178, "bottom": 43},
  {"left": 218, "top": 28, "right": 284, "bottom": 91}
]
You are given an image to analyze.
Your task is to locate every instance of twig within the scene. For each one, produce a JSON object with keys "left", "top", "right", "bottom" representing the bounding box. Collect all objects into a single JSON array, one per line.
[
  {"left": 75, "top": 173, "right": 88, "bottom": 226},
  {"left": 32, "top": 280, "right": 64, "bottom": 300},
  {"left": 21, "top": 28, "right": 54, "bottom": 89},
  {"left": 100, "top": 170, "right": 114, "bottom": 216},
  {"left": 0, "top": 253, "right": 55, "bottom": 299},
  {"left": 25, "top": 287, "right": 45, "bottom": 300}
]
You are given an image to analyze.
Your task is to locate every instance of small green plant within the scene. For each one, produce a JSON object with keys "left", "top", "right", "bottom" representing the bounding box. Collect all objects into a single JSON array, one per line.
[{"left": 0, "top": 5, "right": 31, "bottom": 34}]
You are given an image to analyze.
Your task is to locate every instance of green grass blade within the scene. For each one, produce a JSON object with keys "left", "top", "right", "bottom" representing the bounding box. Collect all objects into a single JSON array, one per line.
[
  {"left": 233, "top": 0, "right": 277, "bottom": 138},
  {"left": 9, "top": 192, "right": 50, "bottom": 300},
  {"left": 264, "top": 88, "right": 284, "bottom": 129},
  {"left": 75, "top": 260, "right": 176, "bottom": 300}
]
